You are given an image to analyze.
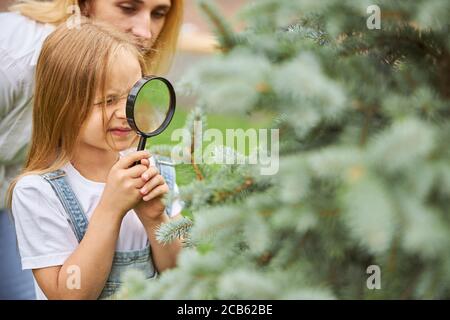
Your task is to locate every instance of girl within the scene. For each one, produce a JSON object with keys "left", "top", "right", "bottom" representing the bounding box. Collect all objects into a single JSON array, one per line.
[
  {"left": 7, "top": 21, "right": 183, "bottom": 300},
  {"left": 0, "top": 0, "right": 184, "bottom": 299}
]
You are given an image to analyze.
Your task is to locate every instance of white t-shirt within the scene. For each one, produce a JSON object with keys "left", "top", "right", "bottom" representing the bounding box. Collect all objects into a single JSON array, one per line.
[{"left": 11, "top": 154, "right": 182, "bottom": 300}]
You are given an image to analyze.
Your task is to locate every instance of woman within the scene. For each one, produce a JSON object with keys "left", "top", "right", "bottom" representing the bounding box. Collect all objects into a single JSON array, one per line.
[{"left": 0, "top": 0, "right": 184, "bottom": 299}]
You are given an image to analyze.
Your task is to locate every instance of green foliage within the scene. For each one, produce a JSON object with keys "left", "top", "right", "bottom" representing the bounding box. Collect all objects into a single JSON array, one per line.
[{"left": 121, "top": 0, "right": 450, "bottom": 299}]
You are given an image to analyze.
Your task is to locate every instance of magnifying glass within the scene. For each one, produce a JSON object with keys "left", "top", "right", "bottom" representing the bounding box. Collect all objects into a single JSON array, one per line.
[{"left": 126, "top": 76, "right": 176, "bottom": 165}]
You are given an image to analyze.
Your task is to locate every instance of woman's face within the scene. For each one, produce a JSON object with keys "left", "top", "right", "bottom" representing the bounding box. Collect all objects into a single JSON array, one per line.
[
  {"left": 86, "top": 0, "right": 172, "bottom": 52},
  {"left": 78, "top": 49, "right": 142, "bottom": 153}
]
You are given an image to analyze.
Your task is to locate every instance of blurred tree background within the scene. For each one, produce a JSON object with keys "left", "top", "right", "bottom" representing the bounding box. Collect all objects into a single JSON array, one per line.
[{"left": 122, "top": 0, "right": 450, "bottom": 299}]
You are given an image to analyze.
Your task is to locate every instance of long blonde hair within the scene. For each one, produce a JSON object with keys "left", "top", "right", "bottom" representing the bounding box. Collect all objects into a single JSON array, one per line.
[
  {"left": 6, "top": 21, "right": 145, "bottom": 207},
  {"left": 9, "top": 0, "right": 184, "bottom": 74}
]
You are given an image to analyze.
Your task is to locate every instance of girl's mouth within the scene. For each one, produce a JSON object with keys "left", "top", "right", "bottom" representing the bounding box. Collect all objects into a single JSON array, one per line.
[{"left": 109, "top": 128, "right": 132, "bottom": 137}]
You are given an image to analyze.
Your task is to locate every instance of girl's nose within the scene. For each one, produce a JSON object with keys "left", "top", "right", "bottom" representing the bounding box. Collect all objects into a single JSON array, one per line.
[
  {"left": 114, "top": 100, "right": 127, "bottom": 119},
  {"left": 131, "top": 14, "right": 152, "bottom": 41}
]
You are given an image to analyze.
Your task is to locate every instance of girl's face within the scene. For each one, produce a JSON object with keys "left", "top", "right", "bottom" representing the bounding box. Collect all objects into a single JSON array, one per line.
[
  {"left": 78, "top": 49, "right": 142, "bottom": 153},
  {"left": 86, "top": 0, "right": 172, "bottom": 52}
]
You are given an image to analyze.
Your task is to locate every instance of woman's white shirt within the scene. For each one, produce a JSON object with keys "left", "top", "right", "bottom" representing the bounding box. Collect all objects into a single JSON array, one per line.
[{"left": 0, "top": 12, "right": 55, "bottom": 208}]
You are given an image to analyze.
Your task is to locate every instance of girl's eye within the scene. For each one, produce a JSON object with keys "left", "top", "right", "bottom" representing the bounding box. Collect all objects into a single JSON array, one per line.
[{"left": 106, "top": 97, "right": 117, "bottom": 106}]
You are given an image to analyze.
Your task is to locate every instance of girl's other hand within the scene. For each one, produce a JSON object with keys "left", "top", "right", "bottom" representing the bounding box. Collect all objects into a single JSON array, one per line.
[
  {"left": 134, "top": 165, "right": 170, "bottom": 222},
  {"left": 99, "top": 150, "right": 151, "bottom": 219}
]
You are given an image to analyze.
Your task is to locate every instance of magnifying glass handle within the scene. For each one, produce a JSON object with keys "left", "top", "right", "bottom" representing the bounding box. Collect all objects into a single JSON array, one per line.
[{"left": 134, "top": 135, "right": 148, "bottom": 166}]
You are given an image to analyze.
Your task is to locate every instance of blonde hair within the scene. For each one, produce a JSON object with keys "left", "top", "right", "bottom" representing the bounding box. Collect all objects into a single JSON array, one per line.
[
  {"left": 6, "top": 21, "right": 145, "bottom": 207},
  {"left": 9, "top": 0, "right": 184, "bottom": 74}
]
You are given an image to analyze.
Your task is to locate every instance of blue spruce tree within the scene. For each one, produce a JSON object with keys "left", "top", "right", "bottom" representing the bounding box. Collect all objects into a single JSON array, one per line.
[{"left": 121, "top": 0, "right": 450, "bottom": 299}]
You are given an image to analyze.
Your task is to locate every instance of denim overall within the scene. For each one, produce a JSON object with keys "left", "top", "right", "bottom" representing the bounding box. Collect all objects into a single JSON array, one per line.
[{"left": 40, "top": 155, "right": 176, "bottom": 299}]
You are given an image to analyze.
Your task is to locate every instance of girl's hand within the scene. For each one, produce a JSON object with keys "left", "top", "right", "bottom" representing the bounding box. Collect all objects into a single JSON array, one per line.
[
  {"left": 134, "top": 163, "right": 170, "bottom": 222},
  {"left": 99, "top": 150, "right": 151, "bottom": 219}
]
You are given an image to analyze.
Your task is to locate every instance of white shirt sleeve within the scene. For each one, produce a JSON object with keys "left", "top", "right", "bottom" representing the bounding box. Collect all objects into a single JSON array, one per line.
[
  {"left": 0, "top": 53, "right": 33, "bottom": 164},
  {"left": 0, "top": 48, "right": 17, "bottom": 123},
  {"left": 0, "top": 12, "right": 54, "bottom": 164},
  {"left": 11, "top": 175, "right": 78, "bottom": 270}
]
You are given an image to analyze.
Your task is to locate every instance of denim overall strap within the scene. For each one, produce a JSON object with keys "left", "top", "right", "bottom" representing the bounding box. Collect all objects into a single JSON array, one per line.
[
  {"left": 153, "top": 155, "right": 175, "bottom": 216},
  {"left": 40, "top": 170, "right": 88, "bottom": 242}
]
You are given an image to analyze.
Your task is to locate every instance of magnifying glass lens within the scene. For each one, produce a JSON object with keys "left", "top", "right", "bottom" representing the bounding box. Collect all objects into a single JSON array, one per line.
[
  {"left": 126, "top": 76, "right": 176, "bottom": 165},
  {"left": 134, "top": 79, "right": 171, "bottom": 133}
]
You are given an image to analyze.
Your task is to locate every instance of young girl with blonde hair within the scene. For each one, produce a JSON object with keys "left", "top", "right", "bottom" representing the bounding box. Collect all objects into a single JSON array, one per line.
[{"left": 7, "top": 21, "right": 183, "bottom": 300}]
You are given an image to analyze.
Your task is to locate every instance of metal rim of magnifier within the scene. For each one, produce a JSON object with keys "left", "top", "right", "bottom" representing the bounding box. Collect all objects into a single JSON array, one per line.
[{"left": 126, "top": 75, "right": 176, "bottom": 138}]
